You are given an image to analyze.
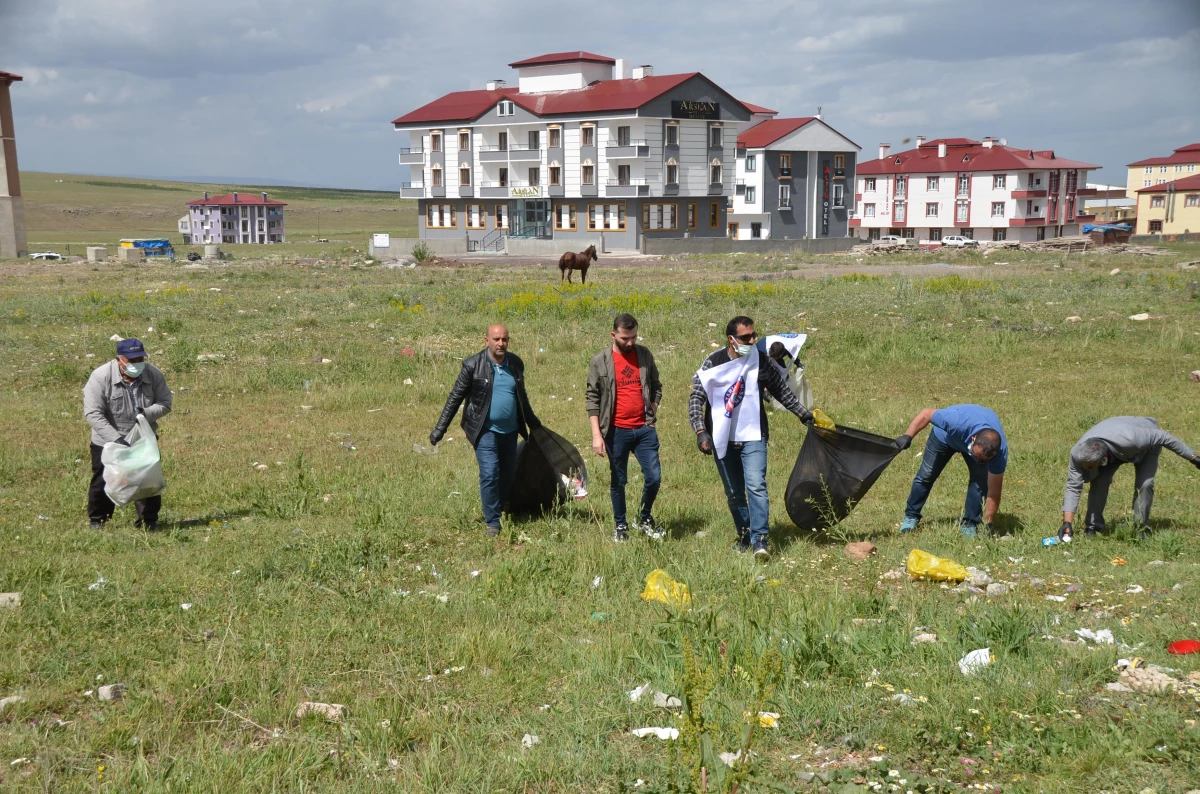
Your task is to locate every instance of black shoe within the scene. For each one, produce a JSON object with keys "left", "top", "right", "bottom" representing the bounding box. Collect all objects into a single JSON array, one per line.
[
  {"left": 733, "top": 530, "right": 751, "bottom": 554},
  {"left": 89, "top": 519, "right": 106, "bottom": 531},
  {"left": 486, "top": 525, "right": 501, "bottom": 537},
  {"left": 752, "top": 541, "right": 771, "bottom": 563},
  {"left": 135, "top": 521, "right": 159, "bottom": 531},
  {"left": 639, "top": 517, "right": 665, "bottom": 541},
  {"left": 1085, "top": 526, "right": 1100, "bottom": 538},
  {"left": 613, "top": 524, "right": 629, "bottom": 543}
]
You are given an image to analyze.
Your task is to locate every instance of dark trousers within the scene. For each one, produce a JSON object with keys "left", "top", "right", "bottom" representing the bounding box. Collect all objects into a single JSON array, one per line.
[
  {"left": 1085, "top": 450, "right": 1158, "bottom": 529},
  {"left": 606, "top": 424, "right": 662, "bottom": 527},
  {"left": 88, "top": 443, "right": 161, "bottom": 526},
  {"left": 904, "top": 432, "right": 989, "bottom": 525},
  {"left": 473, "top": 429, "right": 519, "bottom": 529}
]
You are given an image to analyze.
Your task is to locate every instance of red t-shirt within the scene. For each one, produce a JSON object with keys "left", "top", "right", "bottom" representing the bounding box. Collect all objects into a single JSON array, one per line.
[{"left": 612, "top": 348, "right": 646, "bottom": 429}]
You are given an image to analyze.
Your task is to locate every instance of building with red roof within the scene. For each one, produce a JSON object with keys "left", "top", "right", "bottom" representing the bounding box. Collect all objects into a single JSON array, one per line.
[
  {"left": 1, "top": 70, "right": 26, "bottom": 258},
  {"left": 1125, "top": 143, "right": 1200, "bottom": 199},
  {"left": 1133, "top": 173, "right": 1200, "bottom": 236},
  {"left": 852, "top": 137, "right": 1100, "bottom": 243},
  {"left": 179, "top": 191, "right": 287, "bottom": 245},
  {"left": 390, "top": 53, "right": 789, "bottom": 249}
]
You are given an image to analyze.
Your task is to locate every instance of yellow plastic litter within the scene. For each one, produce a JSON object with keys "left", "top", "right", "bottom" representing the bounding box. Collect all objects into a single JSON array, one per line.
[
  {"left": 906, "top": 549, "right": 969, "bottom": 583},
  {"left": 641, "top": 569, "right": 692, "bottom": 609},
  {"left": 811, "top": 408, "right": 836, "bottom": 430}
]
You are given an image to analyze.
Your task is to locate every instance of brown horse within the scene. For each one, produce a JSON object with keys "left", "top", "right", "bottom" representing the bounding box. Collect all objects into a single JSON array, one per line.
[{"left": 558, "top": 244, "right": 597, "bottom": 284}]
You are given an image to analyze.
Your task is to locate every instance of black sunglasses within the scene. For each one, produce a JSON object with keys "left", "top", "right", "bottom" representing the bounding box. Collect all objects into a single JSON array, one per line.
[{"left": 730, "top": 331, "right": 757, "bottom": 343}]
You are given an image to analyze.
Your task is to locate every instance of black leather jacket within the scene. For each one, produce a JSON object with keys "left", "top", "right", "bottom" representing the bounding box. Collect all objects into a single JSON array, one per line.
[{"left": 431, "top": 350, "right": 540, "bottom": 446}]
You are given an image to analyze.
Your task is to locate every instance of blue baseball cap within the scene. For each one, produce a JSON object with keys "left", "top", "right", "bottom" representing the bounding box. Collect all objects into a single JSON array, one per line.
[{"left": 116, "top": 338, "right": 146, "bottom": 358}]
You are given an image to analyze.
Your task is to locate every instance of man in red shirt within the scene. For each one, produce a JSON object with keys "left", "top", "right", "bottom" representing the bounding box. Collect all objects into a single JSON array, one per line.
[{"left": 586, "top": 314, "right": 664, "bottom": 542}]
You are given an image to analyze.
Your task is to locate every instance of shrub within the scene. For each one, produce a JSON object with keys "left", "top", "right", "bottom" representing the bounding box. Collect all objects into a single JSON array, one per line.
[{"left": 411, "top": 241, "right": 432, "bottom": 263}]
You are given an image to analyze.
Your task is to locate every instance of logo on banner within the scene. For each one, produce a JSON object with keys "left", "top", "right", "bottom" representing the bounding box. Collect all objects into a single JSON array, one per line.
[{"left": 723, "top": 376, "right": 746, "bottom": 418}]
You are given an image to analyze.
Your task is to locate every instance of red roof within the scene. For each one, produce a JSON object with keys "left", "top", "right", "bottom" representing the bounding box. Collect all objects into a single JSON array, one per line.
[
  {"left": 1127, "top": 143, "right": 1200, "bottom": 167},
  {"left": 737, "top": 117, "right": 816, "bottom": 147},
  {"left": 1136, "top": 173, "right": 1200, "bottom": 193},
  {"left": 187, "top": 193, "right": 287, "bottom": 207},
  {"left": 392, "top": 72, "right": 736, "bottom": 126},
  {"left": 0, "top": 71, "right": 23, "bottom": 82},
  {"left": 509, "top": 52, "right": 615, "bottom": 68},
  {"left": 743, "top": 102, "right": 777, "bottom": 115},
  {"left": 857, "top": 139, "right": 1099, "bottom": 176}
]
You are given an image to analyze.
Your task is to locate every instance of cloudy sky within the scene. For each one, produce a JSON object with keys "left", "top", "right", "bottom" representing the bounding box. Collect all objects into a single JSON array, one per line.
[{"left": 2, "top": 0, "right": 1197, "bottom": 190}]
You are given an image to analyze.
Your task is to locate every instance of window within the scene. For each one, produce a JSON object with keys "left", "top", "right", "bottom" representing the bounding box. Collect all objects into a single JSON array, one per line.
[
  {"left": 431, "top": 165, "right": 443, "bottom": 187},
  {"left": 1026, "top": 200, "right": 1033, "bottom": 214},
  {"left": 961, "top": 229, "right": 973, "bottom": 239},
  {"left": 902, "top": 228, "right": 915, "bottom": 239},
  {"left": 727, "top": 222, "right": 739, "bottom": 238},
  {"left": 927, "top": 177, "right": 939, "bottom": 191},
  {"left": 459, "top": 165, "right": 471, "bottom": 186},
  {"left": 779, "top": 184, "right": 791, "bottom": 208},
  {"left": 466, "top": 204, "right": 485, "bottom": 229},
  {"left": 1189, "top": 164, "right": 1196, "bottom": 172},
  {"left": 1148, "top": 220, "right": 1162, "bottom": 233},
  {"left": 710, "top": 161, "right": 722, "bottom": 185},
  {"left": 617, "top": 126, "right": 630, "bottom": 146},
  {"left": 926, "top": 202, "right": 939, "bottom": 217},
  {"left": 430, "top": 131, "right": 442, "bottom": 152},
  {"left": 895, "top": 175, "right": 907, "bottom": 198},
  {"left": 929, "top": 229, "right": 942, "bottom": 241},
  {"left": 527, "top": 130, "right": 540, "bottom": 150},
  {"left": 555, "top": 204, "right": 577, "bottom": 230},
  {"left": 864, "top": 203, "right": 876, "bottom": 217},
  {"left": 834, "top": 154, "right": 845, "bottom": 168},
  {"left": 581, "top": 125, "right": 595, "bottom": 146},
  {"left": 459, "top": 131, "right": 470, "bottom": 150},
  {"left": 549, "top": 166, "right": 561, "bottom": 186},
  {"left": 1144, "top": 166, "right": 1152, "bottom": 174},
  {"left": 745, "top": 154, "right": 757, "bottom": 172},
  {"left": 617, "top": 165, "right": 631, "bottom": 185},
  {"left": 548, "top": 127, "right": 561, "bottom": 148},
  {"left": 957, "top": 174, "right": 970, "bottom": 195},
  {"left": 991, "top": 201, "right": 1005, "bottom": 217},
  {"left": 1175, "top": 165, "right": 1183, "bottom": 173},
  {"left": 993, "top": 174, "right": 1006, "bottom": 189},
  {"left": 780, "top": 154, "right": 791, "bottom": 170},
  {"left": 641, "top": 203, "right": 678, "bottom": 231},
  {"left": 498, "top": 167, "right": 508, "bottom": 187},
  {"left": 528, "top": 168, "right": 540, "bottom": 187},
  {"left": 497, "top": 132, "right": 507, "bottom": 151},
  {"left": 1143, "top": 179, "right": 1152, "bottom": 187},
  {"left": 666, "top": 160, "right": 678, "bottom": 185},
  {"left": 1157, "top": 179, "right": 1166, "bottom": 185},
  {"left": 1186, "top": 194, "right": 1199, "bottom": 207},
  {"left": 588, "top": 202, "right": 626, "bottom": 231},
  {"left": 992, "top": 228, "right": 1006, "bottom": 241},
  {"left": 750, "top": 222, "right": 762, "bottom": 239},
  {"left": 494, "top": 204, "right": 508, "bottom": 229},
  {"left": 666, "top": 123, "right": 678, "bottom": 146},
  {"left": 710, "top": 202, "right": 719, "bottom": 229},
  {"left": 956, "top": 200, "right": 969, "bottom": 223},
  {"left": 497, "top": 100, "right": 514, "bottom": 116},
  {"left": 582, "top": 164, "right": 594, "bottom": 185},
  {"left": 426, "top": 203, "right": 456, "bottom": 228},
  {"left": 832, "top": 184, "right": 844, "bottom": 208},
  {"left": 745, "top": 186, "right": 756, "bottom": 204},
  {"left": 709, "top": 125, "right": 723, "bottom": 147},
  {"left": 864, "top": 177, "right": 876, "bottom": 191},
  {"left": 1150, "top": 195, "right": 1165, "bottom": 208},
  {"left": 687, "top": 203, "right": 697, "bottom": 229},
  {"left": 1160, "top": 165, "right": 1167, "bottom": 173}
]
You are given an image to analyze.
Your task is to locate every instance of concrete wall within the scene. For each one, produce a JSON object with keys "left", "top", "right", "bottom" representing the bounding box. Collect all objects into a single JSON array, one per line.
[
  {"left": 369, "top": 237, "right": 468, "bottom": 257},
  {"left": 642, "top": 237, "right": 857, "bottom": 256},
  {"left": 1130, "top": 232, "right": 1200, "bottom": 244},
  {"left": 505, "top": 237, "right": 602, "bottom": 256}
]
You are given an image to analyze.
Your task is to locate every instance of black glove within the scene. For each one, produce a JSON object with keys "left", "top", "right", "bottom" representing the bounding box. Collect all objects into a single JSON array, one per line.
[
  {"left": 799, "top": 409, "right": 814, "bottom": 426},
  {"left": 696, "top": 431, "right": 714, "bottom": 456},
  {"left": 894, "top": 434, "right": 912, "bottom": 451},
  {"left": 113, "top": 436, "right": 130, "bottom": 447},
  {"left": 1058, "top": 521, "right": 1073, "bottom": 539},
  {"left": 429, "top": 430, "right": 443, "bottom": 446},
  {"left": 1192, "top": 456, "right": 1200, "bottom": 471}
]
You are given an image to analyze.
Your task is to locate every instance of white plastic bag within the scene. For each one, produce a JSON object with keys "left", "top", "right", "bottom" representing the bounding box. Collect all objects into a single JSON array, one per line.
[
  {"left": 789, "top": 364, "right": 813, "bottom": 411},
  {"left": 102, "top": 415, "right": 165, "bottom": 506}
]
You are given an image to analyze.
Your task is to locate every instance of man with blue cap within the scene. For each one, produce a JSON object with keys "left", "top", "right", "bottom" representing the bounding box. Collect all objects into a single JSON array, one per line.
[{"left": 82, "top": 338, "right": 173, "bottom": 529}]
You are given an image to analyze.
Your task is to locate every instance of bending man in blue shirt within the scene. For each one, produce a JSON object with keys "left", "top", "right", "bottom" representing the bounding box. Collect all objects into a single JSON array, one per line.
[{"left": 894, "top": 404, "right": 1008, "bottom": 538}]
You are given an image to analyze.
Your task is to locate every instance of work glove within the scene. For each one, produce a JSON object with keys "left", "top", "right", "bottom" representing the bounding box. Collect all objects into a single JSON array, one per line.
[
  {"left": 894, "top": 434, "right": 912, "bottom": 451},
  {"left": 1057, "top": 521, "right": 1073, "bottom": 541},
  {"left": 113, "top": 436, "right": 130, "bottom": 447},
  {"left": 1192, "top": 456, "right": 1200, "bottom": 471},
  {"left": 696, "top": 431, "right": 714, "bottom": 456},
  {"left": 429, "top": 429, "right": 443, "bottom": 447},
  {"left": 798, "top": 408, "right": 814, "bottom": 426}
]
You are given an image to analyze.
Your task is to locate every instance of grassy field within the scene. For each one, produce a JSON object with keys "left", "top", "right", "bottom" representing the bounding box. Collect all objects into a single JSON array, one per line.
[
  {"left": 19, "top": 171, "right": 418, "bottom": 255},
  {"left": 1, "top": 245, "right": 1200, "bottom": 792}
]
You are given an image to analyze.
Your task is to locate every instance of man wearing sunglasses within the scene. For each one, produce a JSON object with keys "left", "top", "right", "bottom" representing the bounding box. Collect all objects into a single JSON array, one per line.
[{"left": 689, "top": 316, "right": 814, "bottom": 562}]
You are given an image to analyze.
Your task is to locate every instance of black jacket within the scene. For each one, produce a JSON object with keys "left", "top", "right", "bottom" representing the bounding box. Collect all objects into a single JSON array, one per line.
[{"left": 431, "top": 350, "right": 541, "bottom": 446}]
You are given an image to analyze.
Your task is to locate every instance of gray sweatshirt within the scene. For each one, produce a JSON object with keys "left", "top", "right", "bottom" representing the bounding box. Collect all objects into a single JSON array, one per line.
[
  {"left": 83, "top": 360, "right": 173, "bottom": 445},
  {"left": 1062, "top": 416, "right": 1197, "bottom": 513}
]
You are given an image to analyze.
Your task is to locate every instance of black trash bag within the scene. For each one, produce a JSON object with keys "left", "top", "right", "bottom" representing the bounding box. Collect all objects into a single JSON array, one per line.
[
  {"left": 507, "top": 426, "right": 589, "bottom": 515},
  {"left": 784, "top": 424, "right": 903, "bottom": 531}
]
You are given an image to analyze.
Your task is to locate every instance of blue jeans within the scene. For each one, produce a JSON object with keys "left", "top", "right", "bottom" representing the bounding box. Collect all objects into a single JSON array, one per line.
[
  {"left": 606, "top": 425, "right": 662, "bottom": 527},
  {"left": 474, "top": 430, "right": 518, "bottom": 528},
  {"left": 713, "top": 440, "right": 770, "bottom": 545},
  {"left": 904, "top": 432, "right": 988, "bottom": 525}
]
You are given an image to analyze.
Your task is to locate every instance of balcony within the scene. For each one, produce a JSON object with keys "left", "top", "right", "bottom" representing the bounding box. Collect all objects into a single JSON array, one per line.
[
  {"left": 1074, "top": 213, "right": 1096, "bottom": 222},
  {"left": 1074, "top": 188, "right": 1098, "bottom": 196},
  {"left": 398, "top": 148, "right": 424, "bottom": 165},
  {"left": 1011, "top": 189, "right": 1048, "bottom": 198},
  {"left": 400, "top": 181, "right": 424, "bottom": 198},
  {"left": 735, "top": 179, "right": 746, "bottom": 195},
  {"left": 708, "top": 182, "right": 724, "bottom": 195},
  {"left": 507, "top": 145, "right": 541, "bottom": 162},
  {"left": 478, "top": 145, "right": 509, "bottom": 162},
  {"left": 606, "top": 140, "right": 650, "bottom": 158},
  {"left": 1008, "top": 216, "right": 1049, "bottom": 226},
  {"left": 605, "top": 178, "right": 649, "bottom": 197}
]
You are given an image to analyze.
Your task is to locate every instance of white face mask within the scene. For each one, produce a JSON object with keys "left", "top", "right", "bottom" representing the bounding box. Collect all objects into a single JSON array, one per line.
[
  {"left": 732, "top": 341, "right": 753, "bottom": 357},
  {"left": 123, "top": 361, "right": 146, "bottom": 378}
]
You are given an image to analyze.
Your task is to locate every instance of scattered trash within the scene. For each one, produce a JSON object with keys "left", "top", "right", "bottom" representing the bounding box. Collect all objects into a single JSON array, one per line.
[
  {"left": 654, "top": 691, "right": 683, "bottom": 710},
  {"left": 97, "top": 684, "right": 126, "bottom": 701},
  {"left": 180, "top": 603, "right": 193, "bottom": 611},
  {"left": 986, "top": 583, "right": 1009, "bottom": 597},
  {"left": 879, "top": 568, "right": 906, "bottom": 581},
  {"left": 967, "top": 568, "right": 992, "bottom": 587},
  {"left": 1046, "top": 594, "right": 1067, "bottom": 602},
  {"left": 87, "top": 576, "right": 107, "bottom": 591},
  {"left": 1109, "top": 268, "right": 1121, "bottom": 276},
  {"left": 1167, "top": 640, "right": 1200, "bottom": 655},
  {"left": 631, "top": 727, "right": 679, "bottom": 740},
  {"left": 1120, "top": 666, "right": 1179, "bottom": 694},
  {"left": 0, "top": 695, "right": 25, "bottom": 711},
  {"left": 890, "top": 693, "right": 916, "bottom": 705},
  {"left": 756, "top": 711, "right": 780, "bottom": 728},
  {"left": 1191, "top": 370, "right": 1200, "bottom": 383},
  {"left": 1125, "top": 584, "right": 1145, "bottom": 594},
  {"left": 958, "top": 648, "right": 993, "bottom": 676},
  {"left": 719, "top": 751, "right": 743, "bottom": 766},
  {"left": 1065, "top": 316, "right": 1082, "bottom": 323},
  {"left": 641, "top": 569, "right": 692, "bottom": 609},
  {"left": 1146, "top": 560, "right": 1165, "bottom": 567},
  {"left": 196, "top": 353, "right": 225, "bottom": 361},
  {"left": 1128, "top": 313, "right": 1150, "bottom": 321},
  {"left": 412, "top": 443, "right": 439, "bottom": 455},
  {"left": 592, "top": 576, "right": 603, "bottom": 589},
  {"left": 628, "top": 682, "right": 653, "bottom": 702},
  {"left": 537, "top": 704, "right": 551, "bottom": 712},
  {"left": 589, "top": 611, "right": 610, "bottom": 622},
  {"left": 1075, "top": 628, "right": 1115, "bottom": 645},
  {"left": 521, "top": 733, "right": 540, "bottom": 749},
  {"left": 561, "top": 473, "right": 588, "bottom": 500},
  {"left": 912, "top": 633, "right": 939, "bottom": 645},
  {"left": 1042, "top": 536, "right": 1062, "bottom": 547},
  {"left": 403, "top": 378, "right": 413, "bottom": 386},
  {"left": 253, "top": 462, "right": 269, "bottom": 471},
  {"left": 843, "top": 541, "right": 876, "bottom": 561},
  {"left": 907, "top": 549, "right": 968, "bottom": 583},
  {"left": 109, "top": 334, "right": 123, "bottom": 342},
  {"left": 811, "top": 407, "right": 836, "bottom": 430},
  {"left": 0, "top": 593, "right": 20, "bottom": 609},
  {"left": 1105, "top": 681, "right": 1134, "bottom": 693},
  {"left": 470, "top": 570, "right": 481, "bottom": 578},
  {"left": 296, "top": 702, "right": 346, "bottom": 721},
  {"left": 1112, "top": 558, "right": 1127, "bottom": 566},
  {"left": 1029, "top": 578, "right": 1046, "bottom": 590}
]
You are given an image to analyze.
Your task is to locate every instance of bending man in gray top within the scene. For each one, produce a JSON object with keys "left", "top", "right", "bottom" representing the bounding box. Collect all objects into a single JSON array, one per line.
[{"left": 1059, "top": 416, "right": 1199, "bottom": 542}]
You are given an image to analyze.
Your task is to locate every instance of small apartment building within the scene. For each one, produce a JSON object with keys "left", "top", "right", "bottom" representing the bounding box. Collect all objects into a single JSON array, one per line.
[
  {"left": 1134, "top": 174, "right": 1200, "bottom": 235},
  {"left": 181, "top": 192, "right": 286, "bottom": 244},
  {"left": 391, "top": 52, "right": 762, "bottom": 249},
  {"left": 729, "top": 116, "right": 859, "bottom": 240},
  {"left": 852, "top": 137, "right": 1099, "bottom": 243},
  {"left": 1126, "top": 143, "right": 1200, "bottom": 199}
]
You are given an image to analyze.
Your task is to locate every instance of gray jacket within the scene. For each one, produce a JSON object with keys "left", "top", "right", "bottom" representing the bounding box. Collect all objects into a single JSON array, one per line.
[
  {"left": 83, "top": 360, "right": 173, "bottom": 445},
  {"left": 585, "top": 344, "right": 662, "bottom": 438},
  {"left": 1062, "top": 416, "right": 1197, "bottom": 513}
]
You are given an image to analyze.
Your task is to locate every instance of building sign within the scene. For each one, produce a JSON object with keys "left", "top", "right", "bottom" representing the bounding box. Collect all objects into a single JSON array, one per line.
[
  {"left": 821, "top": 160, "right": 831, "bottom": 236},
  {"left": 511, "top": 186, "right": 541, "bottom": 197},
  {"left": 372, "top": 233, "right": 390, "bottom": 248},
  {"left": 671, "top": 100, "right": 719, "bottom": 120}
]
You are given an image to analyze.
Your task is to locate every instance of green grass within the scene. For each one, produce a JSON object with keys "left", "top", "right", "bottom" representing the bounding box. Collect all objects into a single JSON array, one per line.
[{"left": 2, "top": 247, "right": 1200, "bottom": 792}]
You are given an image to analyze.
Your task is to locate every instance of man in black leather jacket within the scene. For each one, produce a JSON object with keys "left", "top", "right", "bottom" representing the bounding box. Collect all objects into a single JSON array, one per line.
[{"left": 430, "top": 323, "right": 541, "bottom": 535}]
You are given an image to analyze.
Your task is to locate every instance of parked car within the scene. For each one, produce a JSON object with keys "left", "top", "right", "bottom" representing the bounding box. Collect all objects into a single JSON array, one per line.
[
  {"left": 874, "top": 235, "right": 903, "bottom": 244},
  {"left": 187, "top": 252, "right": 202, "bottom": 261},
  {"left": 941, "top": 235, "right": 980, "bottom": 248},
  {"left": 30, "top": 251, "right": 63, "bottom": 260}
]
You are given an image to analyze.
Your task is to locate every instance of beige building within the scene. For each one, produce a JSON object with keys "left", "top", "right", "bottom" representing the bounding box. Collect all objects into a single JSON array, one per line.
[
  {"left": 1135, "top": 174, "right": 1200, "bottom": 235},
  {"left": 1126, "top": 143, "right": 1200, "bottom": 199},
  {"left": 0, "top": 70, "right": 27, "bottom": 259}
]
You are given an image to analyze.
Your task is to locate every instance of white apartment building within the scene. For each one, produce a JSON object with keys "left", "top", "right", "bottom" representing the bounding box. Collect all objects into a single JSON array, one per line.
[
  {"left": 852, "top": 137, "right": 1099, "bottom": 242},
  {"left": 729, "top": 116, "right": 860, "bottom": 240},
  {"left": 180, "top": 191, "right": 287, "bottom": 244},
  {"left": 391, "top": 52, "right": 766, "bottom": 250}
]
